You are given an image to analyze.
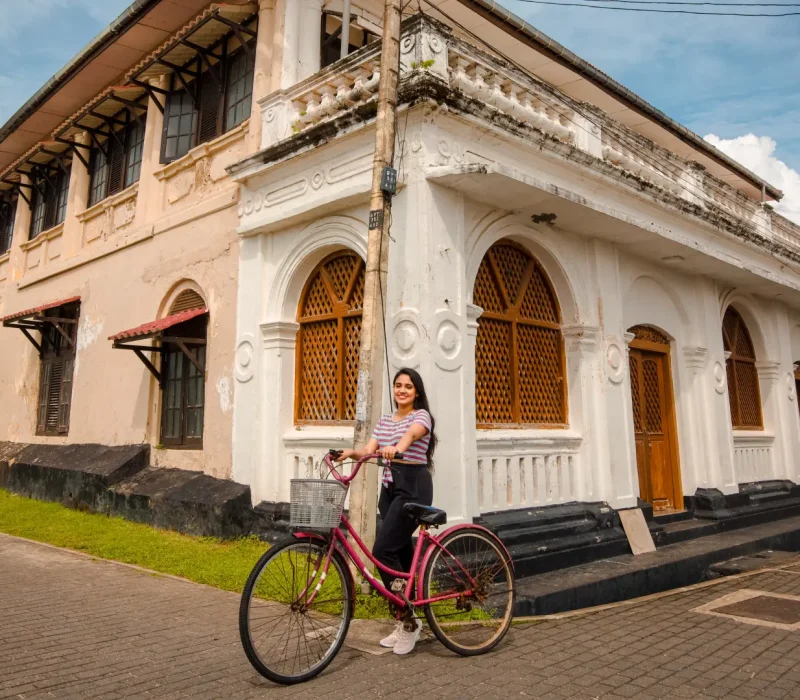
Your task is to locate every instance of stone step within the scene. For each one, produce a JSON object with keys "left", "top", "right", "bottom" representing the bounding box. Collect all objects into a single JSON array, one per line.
[{"left": 513, "top": 515, "right": 800, "bottom": 616}]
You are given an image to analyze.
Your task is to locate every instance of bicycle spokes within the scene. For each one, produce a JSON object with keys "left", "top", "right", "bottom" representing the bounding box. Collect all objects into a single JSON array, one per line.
[
  {"left": 422, "top": 529, "right": 515, "bottom": 654},
  {"left": 242, "top": 542, "right": 351, "bottom": 682}
]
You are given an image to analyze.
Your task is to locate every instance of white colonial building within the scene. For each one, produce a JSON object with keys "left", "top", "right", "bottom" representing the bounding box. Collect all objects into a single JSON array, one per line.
[{"left": 228, "top": 9, "right": 800, "bottom": 528}]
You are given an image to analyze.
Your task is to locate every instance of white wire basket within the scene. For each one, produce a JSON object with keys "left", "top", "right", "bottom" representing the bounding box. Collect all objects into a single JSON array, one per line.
[{"left": 289, "top": 479, "right": 348, "bottom": 529}]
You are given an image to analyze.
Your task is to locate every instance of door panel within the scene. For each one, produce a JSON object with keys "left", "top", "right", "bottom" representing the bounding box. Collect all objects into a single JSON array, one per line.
[{"left": 629, "top": 347, "right": 681, "bottom": 512}]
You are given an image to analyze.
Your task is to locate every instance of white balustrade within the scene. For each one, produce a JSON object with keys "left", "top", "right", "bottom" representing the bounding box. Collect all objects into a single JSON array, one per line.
[
  {"left": 476, "top": 433, "right": 581, "bottom": 512},
  {"left": 733, "top": 433, "right": 775, "bottom": 484}
]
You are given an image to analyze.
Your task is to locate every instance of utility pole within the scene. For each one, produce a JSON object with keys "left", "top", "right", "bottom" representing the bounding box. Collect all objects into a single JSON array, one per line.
[{"left": 348, "top": 0, "right": 403, "bottom": 549}]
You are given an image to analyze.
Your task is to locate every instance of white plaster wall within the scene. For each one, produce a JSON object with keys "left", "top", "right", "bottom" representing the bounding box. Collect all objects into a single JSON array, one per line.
[{"left": 231, "top": 104, "right": 800, "bottom": 517}]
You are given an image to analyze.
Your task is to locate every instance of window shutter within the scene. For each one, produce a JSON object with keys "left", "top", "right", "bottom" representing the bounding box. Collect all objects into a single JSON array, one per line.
[
  {"left": 37, "top": 360, "right": 52, "bottom": 433},
  {"left": 43, "top": 358, "right": 64, "bottom": 433},
  {"left": 197, "top": 70, "right": 223, "bottom": 145},
  {"left": 58, "top": 358, "right": 75, "bottom": 434},
  {"left": 107, "top": 136, "right": 126, "bottom": 196}
]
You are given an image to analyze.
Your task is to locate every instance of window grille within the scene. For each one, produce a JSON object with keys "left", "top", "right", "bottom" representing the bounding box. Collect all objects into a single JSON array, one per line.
[
  {"left": 722, "top": 307, "right": 763, "bottom": 430},
  {"left": 473, "top": 240, "right": 566, "bottom": 427},
  {"left": 296, "top": 252, "right": 365, "bottom": 423},
  {"left": 0, "top": 196, "right": 17, "bottom": 254},
  {"left": 29, "top": 166, "right": 70, "bottom": 240},
  {"left": 159, "top": 314, "right": 207, "bottom": 448}
]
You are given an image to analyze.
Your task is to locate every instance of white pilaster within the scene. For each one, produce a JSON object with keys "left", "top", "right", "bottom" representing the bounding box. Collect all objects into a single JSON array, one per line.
[
  {"left": 682, "top": 346, "right": 710, "bottom": 490},
  {"left": 755, "top": 359, "right": 782, "bottom": 480}
]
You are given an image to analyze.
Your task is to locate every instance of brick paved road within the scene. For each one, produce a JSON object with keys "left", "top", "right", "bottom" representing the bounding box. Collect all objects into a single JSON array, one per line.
[{"left": 4, "top": 533, "right": 800, "bottom": 700}]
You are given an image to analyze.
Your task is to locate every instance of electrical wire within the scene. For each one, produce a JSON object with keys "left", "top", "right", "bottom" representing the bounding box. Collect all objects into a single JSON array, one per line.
[
  {"left": 580, "top": 0, "right": 800, "bottom": 6},
  {"left": 510, "top": 0, "right": 800, "bottom": 15},
  {"left": 420, "top": 0, "right": 800, "bottom": 273}
]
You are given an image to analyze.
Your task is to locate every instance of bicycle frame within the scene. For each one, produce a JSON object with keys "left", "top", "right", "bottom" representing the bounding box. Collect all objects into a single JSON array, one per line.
[{"left": 296, "top": 452, "right": 480, "bottom": 611}]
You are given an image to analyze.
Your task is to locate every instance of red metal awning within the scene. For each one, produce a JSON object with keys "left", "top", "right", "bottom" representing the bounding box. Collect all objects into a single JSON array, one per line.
[
  {"left": 109, "top": 307, "right": 207, "bottom": 343},
  {"left": 1, "top": 296, "right": 81, "bottom": 324}
]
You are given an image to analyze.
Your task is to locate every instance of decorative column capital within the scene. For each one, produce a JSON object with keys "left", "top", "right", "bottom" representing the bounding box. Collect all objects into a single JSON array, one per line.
[
  {"left": 623, "top": 331, "right": 636, "bottom": 346},
  {"left": 260, "top": 321, "right": 300, "bottom": 350},
  {"left": 562, "top": 324, "right": 600, "bottom": 355},
  {"left": 683, "top": 346, "right": 709, "bottom": 370},
  {"left": 755, "top": 360, "right": 781, "bottom": 382},
  {"left": 466, "top": 303, "right": 483, "bottom": 338}
]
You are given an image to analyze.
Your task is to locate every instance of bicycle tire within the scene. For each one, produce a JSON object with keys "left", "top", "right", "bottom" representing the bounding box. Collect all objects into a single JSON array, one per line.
[
  {"left": 421, "top": 526, "right": 515, "bottom": 656},
  {"left": 239, "top": 537, "right": 353, "bottom": 685}
]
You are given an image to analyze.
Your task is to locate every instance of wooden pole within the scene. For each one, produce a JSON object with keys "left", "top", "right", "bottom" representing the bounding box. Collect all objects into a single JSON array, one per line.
[{"left": 348, "top": 0, "right": 403, "bottom": 550}]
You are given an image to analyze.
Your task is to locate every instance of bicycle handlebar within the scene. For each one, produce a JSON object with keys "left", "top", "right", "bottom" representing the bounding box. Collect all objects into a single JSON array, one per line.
[{"left": 324, "top": 449, "right": 404, "bottom": 485}]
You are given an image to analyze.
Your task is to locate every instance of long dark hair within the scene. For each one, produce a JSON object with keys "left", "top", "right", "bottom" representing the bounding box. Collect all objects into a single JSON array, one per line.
[{"left": 393, "top": 368, "right": 437, "bottom": 469}]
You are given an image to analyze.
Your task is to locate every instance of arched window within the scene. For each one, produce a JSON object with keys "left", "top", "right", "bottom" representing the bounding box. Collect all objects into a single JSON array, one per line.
[
  {"left": 473, "top": 240, "right": 566, "bottom": 427},
  {"left": 722, "top": 307, "right": 763, "bottom": 430},
  {"left": 296, "top": 252, "right": 365, "bottom": 423}
]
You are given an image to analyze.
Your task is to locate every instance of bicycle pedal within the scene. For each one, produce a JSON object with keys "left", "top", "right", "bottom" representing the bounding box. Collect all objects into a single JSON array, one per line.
[{"left": 390, "top": 579, "right": 405, "bottom": 593}]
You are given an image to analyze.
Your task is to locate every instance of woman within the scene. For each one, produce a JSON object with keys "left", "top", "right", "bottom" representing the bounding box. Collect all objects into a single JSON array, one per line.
[{"left": 336, "top": 367, "right": 437, "bottom": 656}]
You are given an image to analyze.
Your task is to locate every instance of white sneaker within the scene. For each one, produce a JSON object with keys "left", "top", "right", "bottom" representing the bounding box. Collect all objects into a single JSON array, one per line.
[
  {"left": 380, "top": 621, "right": 403, "bottom": 648},
  {"left": 392, "top": 618, "right": 422, "bottom": 655}
]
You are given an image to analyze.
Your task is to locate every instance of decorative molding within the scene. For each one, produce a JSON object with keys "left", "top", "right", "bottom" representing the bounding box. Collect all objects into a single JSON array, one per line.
[
  {"left": 260, "top": 321, "right": 300, "bottom": 351},
  {"left": 787, "top": 372, "right": 796, "bottom": 402},
  {"left": 154, "top": 120, "right": 248, "bottom": 182},
  {"left": 466, "top": 303, "right": 483, "bottom": 338},
  {"left": 683, "top": 346, "right": 709, "bottom": 370},
  {"left": 237, "top": 148, "right": 373, "bottom": 222},
  {"left": 755, "top": 360, "right": 781, "bottom": 382},
  {"left": 234, "top": 333, "right": 257, "bottom": 383},
  {"left": 605, "top": 336, "right": 628, "bottom": 385},
  {"left": 476, "top": 429, "right": 582, "bottom": 454},
  {"left": 77, "top": 182, "right": 139, "bottom": 223},
  {"left": 562, "top": 324, "right": 600, "bottom": 356},
  {"left": 713, "top": 361, "right": 727, "bottom": 394},
  {"left": 432, "top": 309, "right": 463, "bottom": 371},
  {"left": 391, "top": 308, "right": 422, "bottom": 369}
]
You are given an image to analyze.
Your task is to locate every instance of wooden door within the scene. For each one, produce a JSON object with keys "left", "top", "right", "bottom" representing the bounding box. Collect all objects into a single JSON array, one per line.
[{"left": 629, "top": 331, "right": 682, "bottom": 512}]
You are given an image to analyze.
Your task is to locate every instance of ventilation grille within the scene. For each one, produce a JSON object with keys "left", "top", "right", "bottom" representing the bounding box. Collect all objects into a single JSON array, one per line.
[{"left": 169, "top": 290, "right": 205, "bottom": 315}]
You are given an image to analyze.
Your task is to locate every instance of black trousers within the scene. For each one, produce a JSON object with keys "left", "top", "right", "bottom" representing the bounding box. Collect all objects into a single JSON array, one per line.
[{"left": 373, "top": 464, "right": 434, "bottom": 590}]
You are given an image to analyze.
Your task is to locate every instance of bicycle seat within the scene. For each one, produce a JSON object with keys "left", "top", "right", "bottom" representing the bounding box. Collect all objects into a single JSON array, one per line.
[{"left": 404, "top": 503, "right": 447, "bottom": 526}]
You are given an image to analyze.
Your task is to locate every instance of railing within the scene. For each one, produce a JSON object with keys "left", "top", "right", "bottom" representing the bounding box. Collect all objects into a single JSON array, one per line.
[
  {"left": 600, "top": 130, "right": 684, "bottom": 197},
  {"left": 476, "top": 433, "right": 581, "bottom": 512},
  {"left": 447, "top": 53, "right": 575, "bottom": 145},
  {"left": 733, "top": 433, "right": 775, "bottom": 484}
]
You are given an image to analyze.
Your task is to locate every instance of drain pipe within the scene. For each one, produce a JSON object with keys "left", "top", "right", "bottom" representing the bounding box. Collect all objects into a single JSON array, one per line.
[{"left": 341, "top": 0, "right": 352, "bottom": 59}]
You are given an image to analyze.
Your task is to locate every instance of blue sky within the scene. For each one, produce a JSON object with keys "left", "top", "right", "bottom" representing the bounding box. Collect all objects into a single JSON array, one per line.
[{"left": 0, "top": 0, "right": 797, "bottom": 217}]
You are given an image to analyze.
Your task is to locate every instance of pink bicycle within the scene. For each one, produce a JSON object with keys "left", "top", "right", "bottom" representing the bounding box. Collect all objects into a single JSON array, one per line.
[{"left": 239, "top": 450, "right": 515, "bottom": 685}]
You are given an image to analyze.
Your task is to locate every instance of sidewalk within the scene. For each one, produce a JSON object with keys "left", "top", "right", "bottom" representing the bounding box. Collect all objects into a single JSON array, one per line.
[{"left": 3, "top": 533, "right": 800, "bottom": 699}]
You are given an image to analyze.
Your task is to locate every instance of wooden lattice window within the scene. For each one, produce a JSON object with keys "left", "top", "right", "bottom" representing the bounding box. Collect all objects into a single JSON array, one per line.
[
  {"left": 296, "top": 252, "right": 365, "bottom": 423},
  {"left": 473, "top": 240, "right": 566, "bottom": 427},
  {"left": 722, "top": 307, "right": 763, "bottom": 430}
]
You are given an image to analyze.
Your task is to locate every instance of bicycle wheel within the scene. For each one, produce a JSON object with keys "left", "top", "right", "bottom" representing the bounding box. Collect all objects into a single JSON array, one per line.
[
  {"left": 421, "top": 526, "right": 514, "bottom": 656},
  {"left": 239, "top": 538, "right": 353, "bottom": 685}
]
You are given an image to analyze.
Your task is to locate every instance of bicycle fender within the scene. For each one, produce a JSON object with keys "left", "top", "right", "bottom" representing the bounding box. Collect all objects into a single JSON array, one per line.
[{"left": 291, "top": 532, "right": 357, "bottom": 614}]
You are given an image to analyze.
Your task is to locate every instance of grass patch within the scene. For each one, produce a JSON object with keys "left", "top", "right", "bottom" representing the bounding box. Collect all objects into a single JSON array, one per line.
[{"left": 0, "top": 490, "right": 391, "bottom": 618}]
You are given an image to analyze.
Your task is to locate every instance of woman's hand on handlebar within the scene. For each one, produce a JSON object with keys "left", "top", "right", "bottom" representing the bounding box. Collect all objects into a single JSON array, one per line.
[
  {"left": 333, "top": 448, "right": 357, "bottom": 462},
  {"left": 380, "top": 445, "right": 401, "bottom": 461}
]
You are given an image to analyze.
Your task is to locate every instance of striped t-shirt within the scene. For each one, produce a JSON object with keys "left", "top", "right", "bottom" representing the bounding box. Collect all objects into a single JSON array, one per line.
[{"left": 371, "top": 409, "right": 432, "bottom": 485}]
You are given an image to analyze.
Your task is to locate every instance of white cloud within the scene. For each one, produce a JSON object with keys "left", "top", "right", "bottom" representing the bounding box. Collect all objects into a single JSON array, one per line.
[{"left": 704, "top": 134, "right": 800, "bottom": 225}]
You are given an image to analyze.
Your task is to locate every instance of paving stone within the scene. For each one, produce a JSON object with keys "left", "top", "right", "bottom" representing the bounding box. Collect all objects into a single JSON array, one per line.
[{"left": 4, "top": 533, "right": 800, "bottom": 699}]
